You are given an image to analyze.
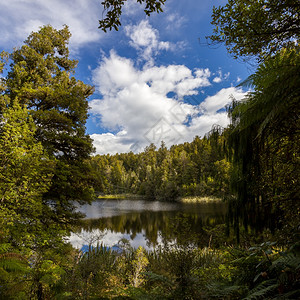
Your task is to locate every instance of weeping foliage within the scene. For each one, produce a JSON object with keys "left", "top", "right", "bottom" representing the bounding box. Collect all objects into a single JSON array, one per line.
[{"left": 226, "top": 47, "right": 300, "bottom": 241}]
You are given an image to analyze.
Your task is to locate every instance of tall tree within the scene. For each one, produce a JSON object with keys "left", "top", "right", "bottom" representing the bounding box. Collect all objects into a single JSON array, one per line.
[
  {"left": 2, "top": 25, "right": 95, "bottom": 226},
  {"left": 5, "top": 25, "right": 94, "bottom": 161}
]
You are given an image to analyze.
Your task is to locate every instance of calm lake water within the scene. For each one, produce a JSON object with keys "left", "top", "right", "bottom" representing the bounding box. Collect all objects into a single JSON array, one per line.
[{"left": 68, "top": 199, "right": 227, "bottom": 251}]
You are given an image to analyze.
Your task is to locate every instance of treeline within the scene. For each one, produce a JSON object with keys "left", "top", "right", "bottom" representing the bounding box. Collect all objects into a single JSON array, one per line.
[{"left": 89, "top": 129, "right": 231, "bottom": 201}]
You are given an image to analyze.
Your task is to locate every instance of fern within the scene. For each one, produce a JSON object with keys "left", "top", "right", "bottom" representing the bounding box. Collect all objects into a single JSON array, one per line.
[
  {"left": 274, "top": 289, "right": 300, "bottom": 299},
  {"left": 145, "top": 271, "right": 173, "bottom": 287},
  {"left": 0, "top": 251, "right": 28, "bottom": 273},
  {"left": 244, "top": 243, "right": 300, "bottom": 300},
  {"left": 206, "top": 282, "right": 246, "bottom": 299},
  {"left": 270, "top": 253, "right": 300, "bottom": 271},
  {"left": 243, "top": 279, "right": 278, "bottom": 300}
]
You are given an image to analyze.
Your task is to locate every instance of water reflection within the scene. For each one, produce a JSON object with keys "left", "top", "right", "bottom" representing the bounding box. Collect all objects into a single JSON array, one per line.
[{"left": 68, "top": 199, "right": 227, "bottom": 250}]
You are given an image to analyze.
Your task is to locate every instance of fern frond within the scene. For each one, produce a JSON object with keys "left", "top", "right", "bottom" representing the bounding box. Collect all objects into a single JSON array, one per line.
[
  {"left": 274, "top": 289, "right": 300, "bottom": 299},
  {"left": 0, "top": 252, "right": 27, "bottom": 262},
  {"left": 243, "top": 279, "right": 278, "bottom": 300},
  {"left": 206, "top": 282, "right": 246, "bottom": 298},
  {"left": 270, "top": 253, "right": 300, "bottom": 271},
  {"left": 145, "top": 271, "right": 173, "bottom": 287},
  {"left": 237, "top": 75, "right": 255, "bottom": 89},
  {"left": 0, "top": 252, "right": 28, "bottom": 274}
]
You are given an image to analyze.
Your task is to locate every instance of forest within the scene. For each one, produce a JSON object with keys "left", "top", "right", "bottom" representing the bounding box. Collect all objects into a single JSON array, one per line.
[
  {"left": 0, "top": 0, "right": 299, "bottom": 299},
  {"left": 89, "top": 130, "right": 230, "bottom": 201}
]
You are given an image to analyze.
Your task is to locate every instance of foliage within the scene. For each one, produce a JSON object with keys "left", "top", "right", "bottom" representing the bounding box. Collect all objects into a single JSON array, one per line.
[
  {"left": 91, "top": 132, "right": 231, "bottom": 201},
  {"left": 0, "top": 26, "right": 95, "bottom": 299},
  {"left": 57, "top": 241, "right": 298, "bottom": 299},
  {"left": 0, "top": 244, "right": 29, "bottom": 299},
  {"left": 0, "top": 100, "right": 53, "bottom": 248},
  {"left": 1, "top": 25, "right": 95, "bottom": 229},
  {"left": 210, "top": 0, "right": 300, "bottom": 60},
  {"left": 99, "top": 0, "right": 166, "bottom": 32},
  {"left": 0, "top": 1, "right": 299, "bottom": 298},
  {"left": 226, "top": 47, "right": 300, "bottom": 241}
]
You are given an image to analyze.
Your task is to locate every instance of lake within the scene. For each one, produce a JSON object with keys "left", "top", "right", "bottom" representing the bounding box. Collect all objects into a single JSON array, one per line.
[{"left": 68, "top": 199, "right": 227, "bottom": 251}]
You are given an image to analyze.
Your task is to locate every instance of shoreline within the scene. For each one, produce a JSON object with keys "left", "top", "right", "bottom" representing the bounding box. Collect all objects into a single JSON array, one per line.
[
  {"left": 178, "top": 196, "right": 223, "bottom": 204},
  {"left": 97, "top": 193, "right": 146, "bottom": 200},
  {"left": 97, "top": 194, "right": 223, "bottom": 203}
]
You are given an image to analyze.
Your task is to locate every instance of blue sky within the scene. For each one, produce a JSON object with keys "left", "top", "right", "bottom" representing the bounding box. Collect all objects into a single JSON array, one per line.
[{"left": 0, "top": 0, "right": 251, "bottom": 154}]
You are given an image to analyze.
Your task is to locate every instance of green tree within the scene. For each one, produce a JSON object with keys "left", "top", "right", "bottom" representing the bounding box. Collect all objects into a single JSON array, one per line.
[
  {"left": 210, "top": 0, "right": 300, "bottom": 60},
  {"left": 99, "top": 0, "right": 166, "bottom": 31},
  {"left": 2, "top": 25, "right": 95, "bottom": 227},
  {"left": 0, "top": 100, "right": 53, "bottom": 249},
  {"left": 0, "top": 99, "right": 68, "bottom": 299},
  {"left": 5, "top": 25, "right": 94, "bottom": 162}
]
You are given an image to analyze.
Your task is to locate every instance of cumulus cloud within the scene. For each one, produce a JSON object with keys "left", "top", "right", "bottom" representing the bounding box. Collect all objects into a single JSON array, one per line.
[
  {"left": 0, "top": 0, "right": 102, "bottom": 50},
  {"left": 90, "top": 132, "right": 133, "bottom": 155},
  {"left": 200, "top": 87, "right": 245, "bottom": 115},
  {"left": 125, "top": 20, "right": 175, "bottom": 65},
  {"left": 90, "top": 50, "right": 209, "bottom": 134},
  {"left": 89, "top": 51, "right": 247, "bottom": 155}
]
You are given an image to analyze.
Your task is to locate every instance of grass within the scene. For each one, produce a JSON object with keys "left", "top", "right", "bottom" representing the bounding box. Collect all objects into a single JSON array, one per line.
[
  {"left": 97, "top": 193, "right": 145, "bottom": 200},
  {"left": 178, "top": 196, "right": 222, "bottom": 204},
  {"left": 97, "top": 194, "right": 222, "bottom": 203}
]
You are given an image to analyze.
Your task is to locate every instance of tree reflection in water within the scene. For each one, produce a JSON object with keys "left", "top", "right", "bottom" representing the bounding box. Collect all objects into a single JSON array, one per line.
[{"left": 69, "top": 200, "right": 227, "bottom": 250}]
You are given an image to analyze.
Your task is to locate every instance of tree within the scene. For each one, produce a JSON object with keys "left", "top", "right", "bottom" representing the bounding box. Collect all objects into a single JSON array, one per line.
[
  {"left": 209, "top": 0, "right": 300, "bottom": 60},
  {"left": 2, "top": 25, "right": 95, "bottom": 226},
  {"left": 99, "top": 0, "right": 166, "bottom": 31},
  {"left": 209, "top": 0, "right": 300, "bottom": 241},
  {"left": 0, "top": 99, "right": 64, "bottom": 299},
  {"left": 5, "top": 25, "right": 94, "bottom": 161},
  {"left": 0, "top": 100, "right": 53, "bottom": 249},
  {"left": 226, "top": 47, "right": 300, "bottom": 241}
]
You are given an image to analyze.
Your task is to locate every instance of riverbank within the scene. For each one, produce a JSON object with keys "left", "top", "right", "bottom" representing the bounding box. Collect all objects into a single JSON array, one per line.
[
  {"left": 97, "top": 193, "right": 222, "bottom": 203},
  {"left": 97, "top": 193, "right": 146, "bottom": 200},
  {"left": 178, "top": 196, "right": 222, "bottom": 203}
]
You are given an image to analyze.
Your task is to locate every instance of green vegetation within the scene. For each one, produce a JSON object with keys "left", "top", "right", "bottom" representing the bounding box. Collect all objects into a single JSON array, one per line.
[
  {"left": 180, "top": 196, "right": 222, "bottom": 203},
  {"left": 97, "top": 194, "right": 146, "bottom": 200},
  {"left": 0, "top": 0, "right": 299, "bottom": 298},
  {"left": 0, "top": 25, "right": 94, "bottom": 299},
  {"left": 38, "top": 240, "right": 299, "bottom": 299},
  {"left": 90, "top": 132, "right": 231, "bottom": 202},
  {"left": 210, "top": 0, "right": 300, "bottom": 60}
]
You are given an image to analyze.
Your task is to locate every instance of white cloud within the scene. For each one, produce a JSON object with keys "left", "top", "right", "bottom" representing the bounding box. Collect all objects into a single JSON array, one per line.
[
  {"left": 122, "top": 0, "right": 143, "bottom": 16},
  {"left": 90, "top": 132, "right": 132, "bottom": 155},
  {"left": 165, "top": 13, "right": 186, "bottom": 31},
  {"left": 200, "top": 87, "right": 245, "bottom": 114},
  {"left": 213, "top": 69, "right": 230, "bottom": 83},
  {"left": 125, "top": 20, "right": 174, "bottom": 65},
  {"left": 0, "top": 0, "right": 102, "bottom": 50},
  {"left": 213, "top": 77, "right": 222, "bottom": 84},
  {"left": 89, "top": 51, "right": 247, "bottom": 155},
  {"left": 186, "top": 112, "right": 229, "bottom": 140}
]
